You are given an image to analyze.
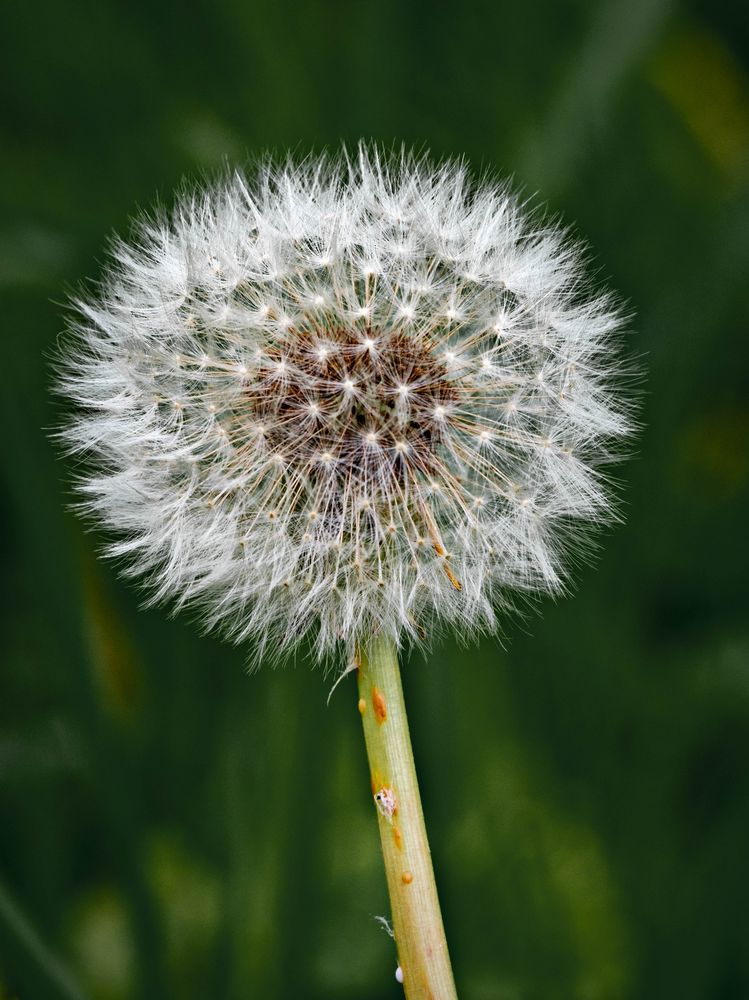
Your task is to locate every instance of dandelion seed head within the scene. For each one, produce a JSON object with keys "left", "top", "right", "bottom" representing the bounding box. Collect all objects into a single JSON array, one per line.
[{"left": 58, "top": 145, "right": 634, "bottom": 665}]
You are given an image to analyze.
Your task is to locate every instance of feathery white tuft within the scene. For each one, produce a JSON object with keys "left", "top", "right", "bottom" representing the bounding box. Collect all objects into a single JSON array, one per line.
[{"left": 58, "top": 145, "right": 633, "bottom": 664}]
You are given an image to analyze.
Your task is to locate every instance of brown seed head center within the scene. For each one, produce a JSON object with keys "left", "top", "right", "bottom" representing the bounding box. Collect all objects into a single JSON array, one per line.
[{"left": 244, "top": 326, "right": 457, "bottom": 480}]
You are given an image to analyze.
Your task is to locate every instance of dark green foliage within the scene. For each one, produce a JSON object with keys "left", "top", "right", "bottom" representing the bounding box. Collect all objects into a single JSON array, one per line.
[{"left": 1, "top": 0, "right": 748, "bottom": 996}]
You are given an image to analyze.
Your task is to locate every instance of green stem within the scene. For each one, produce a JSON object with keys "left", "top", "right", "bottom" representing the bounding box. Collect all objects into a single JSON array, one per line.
[{"left": 357, "top": 635, "right": 457, "bottom": 1000}]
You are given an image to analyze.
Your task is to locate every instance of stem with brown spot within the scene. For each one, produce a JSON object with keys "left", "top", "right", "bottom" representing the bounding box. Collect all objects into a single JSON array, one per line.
[{"left": 357, "top": 635, "right": 457, "bottom": 1000}]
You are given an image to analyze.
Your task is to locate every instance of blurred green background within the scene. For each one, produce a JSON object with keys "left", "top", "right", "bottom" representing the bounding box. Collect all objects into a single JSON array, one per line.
[{"left": 1, "top": 0, "right": 748, "bottom": 997}]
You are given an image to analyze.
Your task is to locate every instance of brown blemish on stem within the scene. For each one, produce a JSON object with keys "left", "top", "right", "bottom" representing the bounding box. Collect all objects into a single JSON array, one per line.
[
  {"left": 369, "top": 761, "right": 386, "bottom": 793},
  {"left": 402, "top": 870, "right": 414, "bottom": 885},
  {"left": 372, "top": 685, "right": 387, "bottom": 724},
  {"left": 392, "top": 825, "right": 403, "bottom": 850},
  {"left": 357, "top": 697, "right": 367, "bottom": 715}
]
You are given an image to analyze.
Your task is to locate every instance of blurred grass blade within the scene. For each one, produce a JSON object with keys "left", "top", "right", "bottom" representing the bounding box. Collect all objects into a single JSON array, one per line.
[
  {"left": 520, "top": 0, "right": 673, "bottom": 191},
  {"left": 0, "top": 879, "right": 87, "bottom": 999}
]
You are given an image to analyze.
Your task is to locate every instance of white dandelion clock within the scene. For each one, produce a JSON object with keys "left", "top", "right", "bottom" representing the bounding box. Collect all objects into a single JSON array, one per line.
[
  {"left": 58, "top": 145, "right": 634, "bottom": 1000},
  {"left": 59, "top": 147, "right": 631, "bottom": 664}
]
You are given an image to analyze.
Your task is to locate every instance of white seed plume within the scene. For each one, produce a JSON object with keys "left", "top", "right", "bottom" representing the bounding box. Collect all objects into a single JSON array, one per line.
[{"left": 58, "top": 146, "right": 633, "bottom": 664}]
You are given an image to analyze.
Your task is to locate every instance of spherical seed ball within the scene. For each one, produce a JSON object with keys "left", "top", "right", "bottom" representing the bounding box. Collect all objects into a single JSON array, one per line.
[{"left": 58, "top": 146, "right": 633, "bottom": 664}]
